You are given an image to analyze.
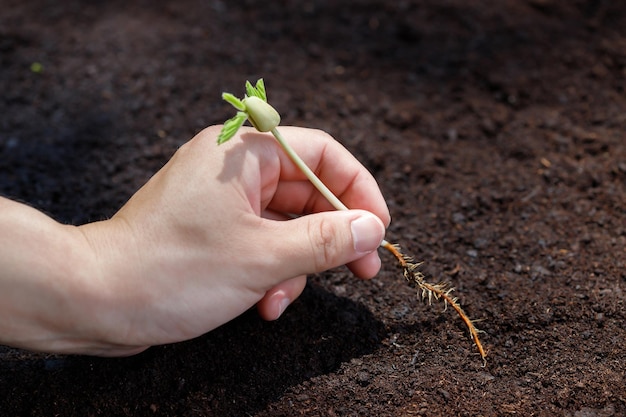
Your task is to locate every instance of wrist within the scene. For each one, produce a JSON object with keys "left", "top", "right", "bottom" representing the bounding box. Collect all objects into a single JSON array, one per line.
[{"left": 72, "top": 217, "right": 152, "bottom": 355}]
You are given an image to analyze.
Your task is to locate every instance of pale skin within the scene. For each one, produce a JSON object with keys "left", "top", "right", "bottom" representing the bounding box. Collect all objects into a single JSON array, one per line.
[{"left": 0, "top": 126, "right": 390, "bottom": 356}]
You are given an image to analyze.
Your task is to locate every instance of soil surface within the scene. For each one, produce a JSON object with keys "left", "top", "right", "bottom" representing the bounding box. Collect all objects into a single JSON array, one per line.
[{"left": 1, "top": 1, "right": 625, "bottom": 416}]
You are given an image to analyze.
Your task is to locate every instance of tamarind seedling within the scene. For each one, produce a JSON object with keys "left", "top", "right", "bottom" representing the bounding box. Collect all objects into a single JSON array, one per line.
[{"left": 217, "top": 79, "right": 487, "bottom": 365}]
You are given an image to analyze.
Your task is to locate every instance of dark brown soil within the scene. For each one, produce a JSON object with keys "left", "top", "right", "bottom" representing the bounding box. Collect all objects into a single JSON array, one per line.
[{"left": 1, "top": 1, "right": 625, "bottom": 415}]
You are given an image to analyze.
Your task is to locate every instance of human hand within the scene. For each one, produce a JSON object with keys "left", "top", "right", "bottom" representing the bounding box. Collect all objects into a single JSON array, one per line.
[{"left": 76, "top": 126, "right": 389, "bottom": 355}]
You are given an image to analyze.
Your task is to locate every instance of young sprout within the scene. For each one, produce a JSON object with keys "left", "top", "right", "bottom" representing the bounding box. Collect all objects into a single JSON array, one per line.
[
  {"left": 218, "top": 79, "right": 348, "bottom": 212},
  {"left": 217, "top": 79, "right": 486, "bottom": 365}
]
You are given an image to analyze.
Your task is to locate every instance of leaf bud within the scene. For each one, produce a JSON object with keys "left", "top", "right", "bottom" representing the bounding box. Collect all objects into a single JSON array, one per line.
[{"left": 243, "top": 96, "right": 281, "bottom": 132}]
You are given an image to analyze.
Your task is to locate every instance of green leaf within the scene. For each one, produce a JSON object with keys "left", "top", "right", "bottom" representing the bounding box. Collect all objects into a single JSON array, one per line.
[
  {"left": 255, "top": 79, "right": 267, "bottom": 102},
  {"left": 222, "top": 92, "right": 246, "bottom": 111},
  {"left": 245, "top": 79, "right": 267, "bottom": 101},
  {"left": 245, "top": 80, "right": 257, "bottom": 99},
  {"left": 217, "top": 112, "right": 247, "bottom": 144}
]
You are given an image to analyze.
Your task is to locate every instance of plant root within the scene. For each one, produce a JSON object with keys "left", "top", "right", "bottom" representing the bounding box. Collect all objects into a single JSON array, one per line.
[{"left": 381, "top": 241, "right": 487, "bottom": 366}]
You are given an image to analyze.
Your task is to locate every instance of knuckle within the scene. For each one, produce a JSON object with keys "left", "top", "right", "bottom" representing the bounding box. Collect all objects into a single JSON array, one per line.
[{"left": 310, "top": 218, "right": 341, "bottom": 272}]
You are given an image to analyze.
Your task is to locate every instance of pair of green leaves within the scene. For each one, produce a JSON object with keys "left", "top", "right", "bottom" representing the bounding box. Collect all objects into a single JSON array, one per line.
[{"left": 217, "top": 79, "right": 269, "bottom": 144}]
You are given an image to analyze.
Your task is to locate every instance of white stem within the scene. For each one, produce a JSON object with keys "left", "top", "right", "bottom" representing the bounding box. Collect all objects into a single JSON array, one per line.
[
  {"left": 271, "top": 127, "right": 348, "bottom": 211},
  {"left": 270, "top": 127, "right": 388, "bottom": 247}
]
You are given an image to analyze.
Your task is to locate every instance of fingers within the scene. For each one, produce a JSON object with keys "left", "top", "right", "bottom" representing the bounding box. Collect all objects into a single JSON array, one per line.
[
  {"left": 238, "top": 126, "right": 390, "bottom": 226},
  {"left": 254, "top": 210, "right": 384, "bottom": 323},
  {"left": 256, "top": 275, "right": 307, "bottom": 321},
  {"left": 346, "top": 251, "right": 383, "bottom": 279}
]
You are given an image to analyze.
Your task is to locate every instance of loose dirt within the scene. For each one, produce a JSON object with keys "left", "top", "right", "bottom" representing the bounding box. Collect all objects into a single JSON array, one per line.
[{"left": 1, "top": 1, "right": 625, "bottom": 415}]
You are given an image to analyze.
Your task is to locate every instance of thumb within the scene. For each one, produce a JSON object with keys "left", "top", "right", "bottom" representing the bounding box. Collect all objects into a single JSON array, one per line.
[{"left": 267, "top": 210, "right": 386, "bottom": 278}]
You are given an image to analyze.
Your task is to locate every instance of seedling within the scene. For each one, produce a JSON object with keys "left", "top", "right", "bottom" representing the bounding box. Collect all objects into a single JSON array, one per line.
[{"left": 218, "top": 79, "right": 486, "bottom": 365}]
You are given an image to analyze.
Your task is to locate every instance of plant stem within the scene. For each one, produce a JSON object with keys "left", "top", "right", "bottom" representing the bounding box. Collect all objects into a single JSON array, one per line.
[
  {"left": 271, "top": 127, "right": 391, "bottom": 247},
  {"left": 270, "top": 127, "right": 348, "bottom": 211}
]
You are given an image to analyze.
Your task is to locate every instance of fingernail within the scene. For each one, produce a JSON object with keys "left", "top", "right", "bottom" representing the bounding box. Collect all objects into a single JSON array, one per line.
[
  {"left": 276, "top": 296, "right": 291, "bottom": 319},
  {"left": 351, "top": 214, "right": 384, "bottom": 255}
]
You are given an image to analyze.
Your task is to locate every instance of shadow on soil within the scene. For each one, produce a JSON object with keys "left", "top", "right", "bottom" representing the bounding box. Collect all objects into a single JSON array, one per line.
[{"left": 0, "top": 281, "right": 385, "bottom": 416}]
